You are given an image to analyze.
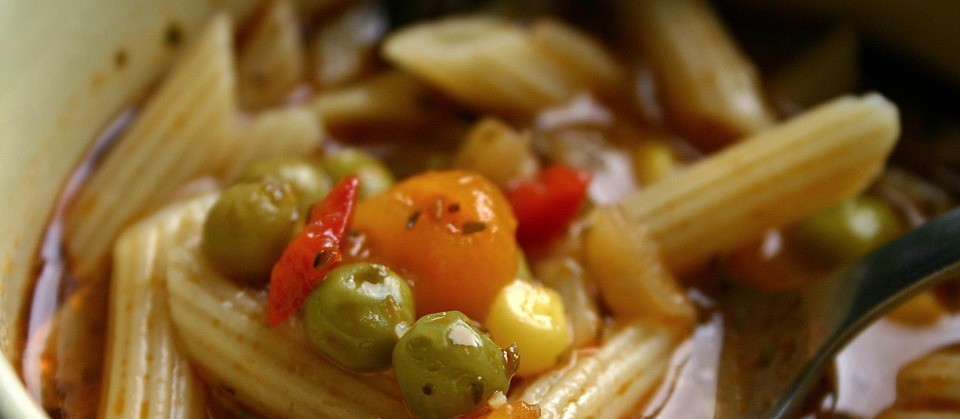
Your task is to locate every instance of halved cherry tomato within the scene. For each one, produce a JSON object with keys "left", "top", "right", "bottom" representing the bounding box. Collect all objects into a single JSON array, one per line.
[
  {"left": 267, "top": 175, "right": 360, "bottom": 326},
  {"left": 351, "top": 171, "right": 518, "bottom": 320}
]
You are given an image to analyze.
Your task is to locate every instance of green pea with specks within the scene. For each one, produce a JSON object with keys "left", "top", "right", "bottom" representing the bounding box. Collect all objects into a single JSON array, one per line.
[
  {"left": 319, "top": 149, "right": 394, "bottom": 198},
  {"left": 237, "top": 156, "right": 332, "bottom": 215},
  {"left": 202, "top": 180, "right": 299, "bottom": 287},
  {"left": 302, "top": 263, "right": 415, "bottom": 372},
  {"left": 392, "top": 311, "right": 511, "bottom": 419},
  {"left": 791, "top": 195, "right": 905, "bottom": 265}
]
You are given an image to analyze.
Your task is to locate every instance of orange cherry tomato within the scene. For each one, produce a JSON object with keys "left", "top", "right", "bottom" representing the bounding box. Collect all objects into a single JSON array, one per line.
[{"left": 351, "top": 170, "right": 518, "bottom": 320}]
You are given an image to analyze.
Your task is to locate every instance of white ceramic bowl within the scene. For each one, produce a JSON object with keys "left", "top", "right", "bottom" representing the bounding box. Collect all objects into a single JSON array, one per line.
[
  {"left": 0, "top": 1, "right": 957, "bottom": 418},
  {"left": 0, "top": 2, "right": 241, "bottom": 416}
]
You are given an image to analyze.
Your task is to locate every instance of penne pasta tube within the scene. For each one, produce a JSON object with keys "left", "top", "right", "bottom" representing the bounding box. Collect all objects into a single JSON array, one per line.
[
  {"left": 529, "top": 19, "right": 625, "bottom": 95},
  {"left": 515, "top": 320, "right": 680, "bottom": 418},
  {"left": 617, "top": 94, "right": 899, "bottom": 273},
  {"left": 100, "top": 197, "right": 214, "bottom": 419},
  {"left": 65, "top": 13, "right": 238, "bottom": 282},
  {"left": 162, "top": 207, "right": 407, "bottom": 418},
  {"left": 619, "top": 0, "right": 775, "bottom": 150},
  {"left": 895, "top": 349, "right": 960, "bottom": 408},
  {"left": 238, "top": 0, "right": 306, "bottom": 110},
  {"left": 383, "top": 16, "right": 624, "bottom": 116}
]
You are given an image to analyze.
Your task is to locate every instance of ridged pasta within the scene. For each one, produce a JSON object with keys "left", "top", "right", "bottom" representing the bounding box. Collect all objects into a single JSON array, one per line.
[
  {"left": 99, "top": 197, "right": 215, "bottom": 419},
  {"left": 64, "top": 13, "right": 238, "bottom": 282},
  {"left": 382, "top": 16, "right": 624, "bottom": 116},
  {"left": 514, "top": 320, "right": 681, "bottom": 418},
  {"left": 238, "top": 0, "right": 305, "bottom": 109},
  {"left": 618, "top": 94, "right": 899, "bottom": 273},
  {"left": 618, "top": 0, "right": 775, "bottom": 150},
  {"left": 162, "top": 208, "right": 408, "bottom": 418},
  {"left": 876, "top": 347, "right": 960, "bottom": 418}
]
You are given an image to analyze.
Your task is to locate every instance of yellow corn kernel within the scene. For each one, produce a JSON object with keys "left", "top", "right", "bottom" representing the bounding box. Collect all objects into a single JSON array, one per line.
[
  {"left": 633, "top": 140, "right": 679, "bottom": 185},
  {"left": 485, "top": 280, "right": 572, "bottom": 377}
]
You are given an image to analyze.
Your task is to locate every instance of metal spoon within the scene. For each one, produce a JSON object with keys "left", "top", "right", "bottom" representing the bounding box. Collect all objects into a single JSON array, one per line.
[{"left": 724, "top": 206, "right": 960, "bottom": 418}]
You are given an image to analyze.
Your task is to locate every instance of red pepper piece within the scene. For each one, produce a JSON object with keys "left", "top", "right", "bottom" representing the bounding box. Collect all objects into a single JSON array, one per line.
[
  {"left": 507, "top": 164, "right": 591, "bottom": 249},
  {"left": 267, "top": 175, "right": 360, "bottom": 326}
]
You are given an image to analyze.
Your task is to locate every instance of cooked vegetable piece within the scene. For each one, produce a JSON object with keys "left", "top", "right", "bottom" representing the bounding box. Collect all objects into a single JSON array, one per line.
[
  {"left": 484, "top": 279, "right": 571, "bottom": 376},
  {"left": 453, "top": 118, "right": 539, "bottom": 190},
  {"left": 302, "top": 263, "right": 415, "bottom": 371},
  {"left": 238, "top": 156, "right": 332, "bottom": 215},
  {"left": 351, "top": 170, "right": 518, "bottom": 320},
  {"left": 320, "top": 148, "right": 394, "bottom": 198},
  {"left": 268, "top": 176, "right": 360, "bottom": 326},
  {"left": 507, "top": 164, "right": 591, "bottom": 249},
  {"left": 584, "top": 206, "right": 696, "bottom": 325},
  {"left": 393, "top": 311, "right": 511, "bottom": 419},
  {"left": 632, "top": 139, "right": 681, "bottom": 185},
  {"left": 536, "top": 257, "right": 601, "bottom": 348},
  {"left": 203, "top": 181, "right": 300, "bottom": 286},
  {"left": 790, "top": 195, "right": 905, "bottom": 265}
]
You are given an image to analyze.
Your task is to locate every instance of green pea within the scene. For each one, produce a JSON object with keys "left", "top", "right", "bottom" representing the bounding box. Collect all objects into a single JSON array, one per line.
[
  {"left": 319, "top": 149, "right": 394, "bottom": 198},
  {"left": 392, "top": 311, "right": 510, "bottom": 419},
  {"left": 302, "top": 263, "right": 415, "bottom": 372},
  {"left": 237, "top": 156, "right": 332, "bottom": 215},
  {"left": 202, "top": 181, "right": 299, "bottom": 287},
  {"left": 791, "top": 196, "right": 905, "bottom": 265}
]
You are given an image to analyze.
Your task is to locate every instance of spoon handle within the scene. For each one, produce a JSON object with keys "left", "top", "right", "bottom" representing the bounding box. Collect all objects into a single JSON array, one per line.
[{"left": 769, "top": 206, "right": 960, "bottom": 418}]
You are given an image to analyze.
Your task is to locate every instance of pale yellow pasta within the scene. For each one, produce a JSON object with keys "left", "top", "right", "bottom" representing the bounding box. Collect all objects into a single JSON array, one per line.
[
  {"left": 618, "top": 94, "right": 899, "bottom": 273},
  {"left": 311, "top": 70, "right": 439, "bottom": 132},
  {"left": 238, "top": 0, "right": 305, "bottom": 110},
  {"left": 895, "top": 348, "right": 960, "bottom": 408},
  {"left": 529, "top": 19, "right": 625, "bottom": 94},
  {"left": 310, "top": 0, "right": 384, "bottom": 88},
  {"left": 162, "top": 204, "right": 406, "bottom": 418},
  {"left": 220, "top": 106, "right": 323, "bottom": 180},
  {"left": 619, "top": 0, "right": 775, "bottom": 149},
  {"left": 766, "top": 26, "right": 860, "bottom": 110},
  {"left": 515, "top": 320, "right": 680, "bottom": 418},
  {"left": 65, "top": 13, "right": 238, "bottom": 281},
  {"left": 453, "top": 118, "right": 538, "bottom": 189},
  {"left": 100, "top": 197, "right": 214, "bottom": 419},
  {"left": 383, "top": 16, "right": 623, "bottom": 116},
  {"left": 583, "top": 206, "right": 696, "bottom": 325}
]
